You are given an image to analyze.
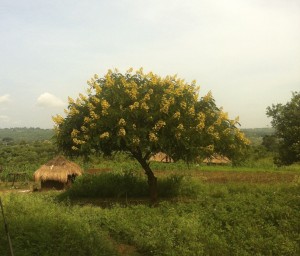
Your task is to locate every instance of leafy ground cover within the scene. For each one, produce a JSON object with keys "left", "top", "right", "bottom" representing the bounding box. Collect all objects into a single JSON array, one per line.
[{"left": 0, "top": 168, "right": 299, "bottom": 256}]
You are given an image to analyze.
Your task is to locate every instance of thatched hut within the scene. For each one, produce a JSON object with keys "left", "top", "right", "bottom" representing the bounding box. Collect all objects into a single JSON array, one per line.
[
  {"left": 149, "top": 152, "right": 174, "bottom": 163},
  {"left": 34, "top": 156, "right": 82, "bottom": 190},
  {"left": 203, "top": 154, "right": 231, "bottom": 165}
]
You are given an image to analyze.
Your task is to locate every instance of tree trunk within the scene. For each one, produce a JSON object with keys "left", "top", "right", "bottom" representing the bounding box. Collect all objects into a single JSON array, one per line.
[{"left": 137, "top": 157, "right": 158, "bottom": 204}]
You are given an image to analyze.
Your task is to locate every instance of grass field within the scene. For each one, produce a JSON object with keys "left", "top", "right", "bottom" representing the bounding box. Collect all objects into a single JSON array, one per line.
[{"left": 0, "top": 164, "right": 299, "bottom": 256}]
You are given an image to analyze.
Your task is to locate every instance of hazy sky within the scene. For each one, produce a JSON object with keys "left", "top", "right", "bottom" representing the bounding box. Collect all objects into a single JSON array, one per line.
[{"left": 0, "top": 0, "right": 299, "bottom": 129}]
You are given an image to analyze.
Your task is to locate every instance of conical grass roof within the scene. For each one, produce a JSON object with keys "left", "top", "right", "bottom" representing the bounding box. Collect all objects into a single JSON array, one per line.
[
  {"left": 34, "top": 155, "right": 82, "bottom": 183},
  {"left": 203, "top": 154, "right": 231, "bottom": 164}
]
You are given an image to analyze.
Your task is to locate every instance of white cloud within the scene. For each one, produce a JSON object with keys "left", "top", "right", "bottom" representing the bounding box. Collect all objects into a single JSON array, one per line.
[
  {"left": 37, "top": 92, "right": 66, "bottom": 108},
  {"left": 0, "top": 94, "right": 11, "bottom": 103}
]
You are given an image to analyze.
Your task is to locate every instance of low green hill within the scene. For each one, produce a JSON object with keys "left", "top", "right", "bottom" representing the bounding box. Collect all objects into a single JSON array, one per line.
[
  {"left": 0, "top": 127, "right": 54, "bottom": 142},
  {"left": 241, "top": 128, "right": 275, "bottom": 145}
]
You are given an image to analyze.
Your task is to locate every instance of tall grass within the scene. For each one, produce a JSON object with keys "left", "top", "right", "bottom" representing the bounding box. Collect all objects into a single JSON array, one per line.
[
  {"left": 0, "top": 193, "right": 117, "bottom": 256},
  {"left": 76, "top": 183, "right": 300, "bottom": 256},
  {"left": 60, "top": 171, "right": 201, "bottom": 200},
  {"left": 1, "top": 180, "right": 299, "bottom": 255}
]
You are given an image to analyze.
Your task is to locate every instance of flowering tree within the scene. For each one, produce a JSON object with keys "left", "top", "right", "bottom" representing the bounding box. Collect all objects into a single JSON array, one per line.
[{"left": 53, "top": 68, "right": 249, "bottom": 202}]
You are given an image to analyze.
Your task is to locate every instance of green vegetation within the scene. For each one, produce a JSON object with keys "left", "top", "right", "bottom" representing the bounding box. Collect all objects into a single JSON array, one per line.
[
  {"left": 1, "top": 178, "right": 299, "bottom": 255},
  {"left": 241, "top": 128, "right": 275, "bottom": 145},
  {"left": 54, "top": 68, "right": 250, "bottom": 202},
  {"left": 0, "top": 128, "right": 53, "bottom": 143},
  {"left": 60, "top": 171, "right": 199, "bottom": 200},
  {"left": 267, "top": 91, "right": 300, "bottom": 166},
  {"left": 0, "top": 194, "right": 118, "bottom": 256},
  {"left": 0, "top": 127, "right": 299, "bottom": 255}
]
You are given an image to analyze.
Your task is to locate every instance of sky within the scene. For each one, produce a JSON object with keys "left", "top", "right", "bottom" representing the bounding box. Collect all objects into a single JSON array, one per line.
[{"left": 0, "top": 0, "right": 299, "bottom": 129}]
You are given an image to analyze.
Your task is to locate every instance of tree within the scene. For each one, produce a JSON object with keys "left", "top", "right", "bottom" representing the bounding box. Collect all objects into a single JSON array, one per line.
[
  {"left": 261, "top": 135, "right": 279, "bottom": 152},
  {"left": 53, "top": 68, "right": 250, "bottom": 202},
  {"left": 266, "top": 92, "right": 300, "bottom": 166},
  {"left": 267, "top": 92, "right": 300, "bottom": 165}
]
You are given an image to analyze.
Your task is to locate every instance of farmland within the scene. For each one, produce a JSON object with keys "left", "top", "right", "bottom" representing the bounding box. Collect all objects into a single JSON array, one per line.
[
  {"left": 0, "top": 128, "right": 299, "bottom": 255},
  {"left": 1, "top": 160, "right": 299, "bottom": 255}
]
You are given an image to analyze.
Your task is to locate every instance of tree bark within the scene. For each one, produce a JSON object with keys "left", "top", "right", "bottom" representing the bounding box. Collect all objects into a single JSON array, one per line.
[{"left": 136, "top": 157, "right": 158, "bottom": 204}]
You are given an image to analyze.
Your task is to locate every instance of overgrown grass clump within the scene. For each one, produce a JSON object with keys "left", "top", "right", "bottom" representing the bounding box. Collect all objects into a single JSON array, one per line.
[
  {"left": 0, "top": 194, "right": 117, "bottom": 256},
  {"left": 61, "top": 171, "right": 201, "bottom": 200}
]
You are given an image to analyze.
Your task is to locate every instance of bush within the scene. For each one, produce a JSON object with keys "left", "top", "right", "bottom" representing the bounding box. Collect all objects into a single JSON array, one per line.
[{"left": 61, "top": 171, "right": 201, "bottom": 200}]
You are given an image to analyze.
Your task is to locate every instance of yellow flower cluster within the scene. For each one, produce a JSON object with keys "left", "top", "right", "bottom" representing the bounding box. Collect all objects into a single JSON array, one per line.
[
  {"left": 88, "top": 102, "right": 96, "bottom": 111},
  {"left": 196, "top": 123, "right": 205, "bottom": 131},
  {"left": 160, "top": 96, "right": 171, "bottom": 114},
  {"left": 149, "top": 132, "right": 158, "bottom": 142},
  {"left": 90, "top": 123, "right": 96, "bottom": 129},
  {"left": 223, "top": 128, "right": 231, "bottom": 136},
  {"left": 91, "top": 96, "right": 100, "bottom": 104},
  {"left": 129, "top": 102, "right": 139, "bottom": 110},
  {"left": 132, "top": 136, "right": 140, "bottom": 146},
  {"left": 68, "top": 97, "right": 74, "bottom": 104},
  {"left": 180, "top": 101, "right": 187, "bottom": 109},
  {"left": 140, "top": 102, "right": 149, "bottom": 111},
  {"left": 118, "top": 128, "right": 126, "bottom": 137},
  {"left": 118, "top": 118, "right": 126, "bottom": 126},
  {"left": 79, "top": 93, "right": 87, "bottom": 102},
  {"left": 73, "top": 138, "right": 86, "bottom": 145},
  {"left": 99, "top": 132, "right": 110, "bottom": 140},
  {"left": 52, "top": 114, "right": 64, "bottom": 125},
  {"left": 84, "top": 117, "right": 91, "bottom": 124},
  {"left": 81, "top": 126, "right": 88, "bottom": 132},
  {"left": 69, "top": 106, "right": 80, "bottom": 116},
  {"left": 125, "top": 88, "right": 138, "bottom": 100},
  {"left": 105, "top": 73, "right": 114, "bottom": 87},
  {"left": 213, "top": 132, "right": 220, "bottom": 140},
  {"left": 203, "top": 91, "right": 212, "bottom": 102},
  {"left": 175, "top": 131, "right": 181, "bottom": 140},
  {"left": 215, "top": 111, "right": 228, "bottom": 126},
  {"left": 236, "top": 131, "right": 251, "bottom": 145},
  {"left": 143, "top": 93, "right": 150, "bottom": 101},
  {"left": 207, "top": 126, "right": 214, "bottom": 135},
  {"left": 173, "top": 111, "right": 180, "bottom": 119},
  {"left": 90, "top": 111, "right": 99, "bottom": 120},
  {"left": 196, "top": 113, "right": 205, "bottom": 128},
  {"left": 94, "top": 84, "right": 102, "bottom": 94},
  {"left": 101, "top": 100, "right": 110, "bottom": 110},
  {"left": 71, "top": 129, "right": 80, "bottom": 138},
  {"left": 153, "top": 120, "right": 166, "bottom": 131},
  {"left": 188, "top": 107, "right": 195, "bottom": 116},
  {"left": 177, "top": 124, "right": 184, "bottom": 131},
  {"left": 101, "top": 99, "right": 110, "bottom": 115}
]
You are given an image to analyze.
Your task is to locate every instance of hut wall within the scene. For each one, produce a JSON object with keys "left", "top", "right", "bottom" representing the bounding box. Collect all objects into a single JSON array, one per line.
[{"left": 41, "top": 180, "right": 65, "bottom": 190}]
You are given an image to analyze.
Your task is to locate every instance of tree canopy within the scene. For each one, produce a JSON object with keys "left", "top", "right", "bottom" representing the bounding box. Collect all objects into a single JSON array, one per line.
[
  {"left": 53, "top": 68, "right": 250, "bottom": 201},
  {"left": 266, "top": 91, "right": 300, "bottom": 165}
]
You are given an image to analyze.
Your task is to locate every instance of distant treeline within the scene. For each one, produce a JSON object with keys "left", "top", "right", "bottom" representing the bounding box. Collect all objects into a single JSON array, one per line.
[
  {"left": 0, "top": 127, "right": 54, "bottom": 142},
  {"left": 241, "top": 128, "right": 275, "bottom": 145},
  {"left": 0, "top": 127, "right": 274, "bottom": 144}
]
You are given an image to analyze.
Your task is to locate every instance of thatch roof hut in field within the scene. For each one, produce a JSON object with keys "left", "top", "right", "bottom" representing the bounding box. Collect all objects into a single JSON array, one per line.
[
  {"left": 149, "top": 152, "right": 174, "bottom": 163},
  {"left": 203, "top": 154, "right": 231, "bottom": 165},
  {"left": 34, "top": 155, "right": 82, "bottom": 190}
]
